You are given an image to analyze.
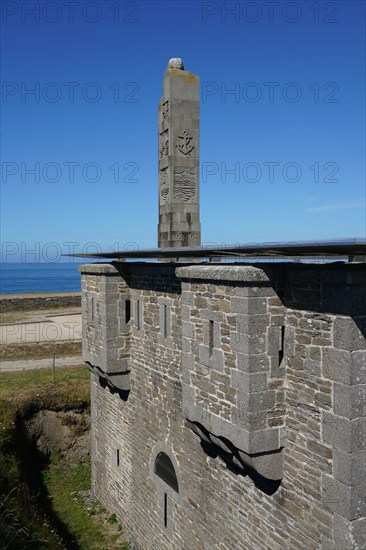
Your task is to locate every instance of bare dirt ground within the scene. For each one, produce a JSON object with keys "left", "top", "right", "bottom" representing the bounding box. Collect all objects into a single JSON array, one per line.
[
  {"left": 0, "top": 300, "right": 82, "bottom": 370},
  {"left": 0, "top": 305, "right": 80, "bottom": 325}
]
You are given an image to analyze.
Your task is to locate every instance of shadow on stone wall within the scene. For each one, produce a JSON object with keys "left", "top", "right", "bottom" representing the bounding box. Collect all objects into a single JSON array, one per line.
[
  {"left": 113, "top": 260, "right": 366, "bottom": 336},
  {"left": 200, "top": 437, "right": 281, "bottom": 496},
  {"left": 98, "top": 374, "right": 130, "bottom": 401}
]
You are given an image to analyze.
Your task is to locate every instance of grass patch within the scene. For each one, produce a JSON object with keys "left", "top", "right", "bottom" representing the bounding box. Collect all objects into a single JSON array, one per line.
[
  {"left": 42, "top": 459, "right": 92, "bottom": 542},
  {"left": 41, "top": 457, "right": 127, "bottom": 549},
  {"left": 108, "top": 513, "right": 118, "bottom": 525},
  {"left": 0, "top": 366, "right": 129, "bottom": 549},
  {"left": 0, "top": 365, "right": 89, "bottom": 424}
]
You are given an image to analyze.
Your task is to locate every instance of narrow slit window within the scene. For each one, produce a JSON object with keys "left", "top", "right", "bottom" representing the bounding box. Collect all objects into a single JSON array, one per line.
[
  {"left": 91, "top": 297, "right": 95, "bottom": 321},
  {"left": 278, "top": 326, "right": 285, "bottom": 365},
  {"left": 117, "top": 449, "right": 120, "bottom": 467},
  {"left": 209, "top": 320, "right": 214, "bottom": 357},
  {"left": 163, "top": 304, "right": 168, "bottom": 337},
  {"left": 136, "top": 300, "right": 141, "bottom": 330},
  {"left": 125, "top": 299, "right": 131, "bottom": 324},
  {"left": 164, "top": 493, "right": 168, "bottom": 528}
]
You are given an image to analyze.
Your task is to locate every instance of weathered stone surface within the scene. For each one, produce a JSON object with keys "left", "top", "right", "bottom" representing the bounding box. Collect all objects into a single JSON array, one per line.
[
  {"left": 231, "top": 298, "right": 268, "bottom": 315},
  {"left": 176, "top": 265, "right": 270, "bottom": 282},
  {"left": 333, "top": 382, "right": 366, "bottom": 419},
  {"left": 236, "top": 352, "right": 270, "bottom": 373},
  {"left": 333, "top": 316, "right": 366, "bottom": 351},
  {"left": 231, "top": 371, "right": 268, "bottom": 393},
  {"left": 78, "top": 263, "right": 121, "bottom": 275},
  {"left": 158, "top": 59, "right": 201, "bottom": 249},
  {"left": 333, "top": 448, "right": 366, "bottom": 486},
  {"left": 333, "top": 514, "right": 366, "bottom": 550},
  {"left": 322, "top": 413, "right": 366, "bottom": 452},
  {"left": 186, "top": 420, "right": 210, "bottom": 443},
  {"left": 323, "top": 348, "right": 366, "bottom": 385},
  {"left": 238, "top": 448, "right": 283, "bottom": 480},
  {"left": 322, "top": 474, "right": 366, "bottom": 520},
  {"left": 80, "top": 243, "right": 366, "bottom": 550}
]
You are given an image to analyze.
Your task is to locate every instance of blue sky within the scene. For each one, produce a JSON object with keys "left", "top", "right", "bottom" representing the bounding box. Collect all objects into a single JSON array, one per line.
[{"left": 1, "top": 0, "right": 365, "bottom": 262}]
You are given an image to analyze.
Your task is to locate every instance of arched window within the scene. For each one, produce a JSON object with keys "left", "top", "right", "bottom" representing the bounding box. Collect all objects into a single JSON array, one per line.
[{"left": 154, "top": 452, "right": 179, "bottom": 493}]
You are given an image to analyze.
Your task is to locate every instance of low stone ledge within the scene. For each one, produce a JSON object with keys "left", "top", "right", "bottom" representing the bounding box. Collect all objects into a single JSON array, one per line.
[
  {"left": 236, "top": 448, "right": 283, "bottom": 481},
  {"left": 176, "top": 265, "right": 270, "bottom": 283},
  {"left": 85, "top": 361, "right": 131, "bottom": 392},
  {"left": 78, "top": 263, "right": 120, "bottom": 276},
  {"left": 186, "top": 420, "right": 283, "bottom": 480},
  {"left": 0, "top": 292, "right": 81, "bottom": 312},
  {"left": 184, "top": 402, "right": 280, "bottom": 454}
]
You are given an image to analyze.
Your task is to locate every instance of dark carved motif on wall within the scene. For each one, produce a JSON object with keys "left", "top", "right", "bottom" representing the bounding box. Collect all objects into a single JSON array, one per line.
[
  {"left": 175, "top": 130, "right": 195, "bottom": 156},
  {"left": 159, "top": 129, "right": 169, "bottom": 159},
  {"left": 160, "top": 168, "right": 169, "bottom": 205},
  {"left": 170, "top": 231, "right": 199, "bottom": 241},
  {"left": 173, "top": 167, "right": 196, "bottom": 201},
  {"left": 162, "top": 100, "right": 169, "bottom": 120}
]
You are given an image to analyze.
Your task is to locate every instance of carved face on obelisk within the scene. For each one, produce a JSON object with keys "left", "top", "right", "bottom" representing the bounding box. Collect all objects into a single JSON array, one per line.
[{"left": 158, "top": 58, "right": 201, "bottom": 248}]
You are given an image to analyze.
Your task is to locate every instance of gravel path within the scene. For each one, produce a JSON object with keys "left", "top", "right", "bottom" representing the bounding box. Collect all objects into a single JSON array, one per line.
[
  {"left": 0, "top": 314, "right": 82, "bottom": 344},
  {"left": 0, "top": 355, "right": 84, "bottom": 372}
]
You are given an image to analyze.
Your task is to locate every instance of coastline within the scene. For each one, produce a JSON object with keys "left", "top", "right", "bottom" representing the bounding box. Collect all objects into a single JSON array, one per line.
[{"left": 0, "top": 291, "right": 81, "bottom": 312}]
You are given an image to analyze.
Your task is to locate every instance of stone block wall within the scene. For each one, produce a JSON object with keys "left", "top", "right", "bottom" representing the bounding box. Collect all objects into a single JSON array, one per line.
[
  {"left": 176, "top": 265, "right": 285, "bottom": 480},
  {"left": 79, "top": 261, "right": 366, "bottom": 550}
]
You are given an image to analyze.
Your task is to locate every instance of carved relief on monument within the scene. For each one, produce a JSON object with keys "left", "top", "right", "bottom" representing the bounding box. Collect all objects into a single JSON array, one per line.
[
  {"left": 175, "top": 130, "right": 195, "bottom": 156},
  {"left": 170, "top": 231, "right": 199, "bottom": 243},
  {"left": 159, "top": 168, "right": 169, "bottom": 205},
  {"left": 173, "top": 167, "right": 197, "bottom": 201},
  {"left": 162, "top": 100, "right": 169, "bottom": 120},
  {"left": 159, "top": 129, "right": 169, "bottom": 159}
]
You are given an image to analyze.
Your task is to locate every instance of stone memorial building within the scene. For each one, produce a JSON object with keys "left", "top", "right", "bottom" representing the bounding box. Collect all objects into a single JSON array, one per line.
[{"left": 77, "top": 59, "right": 366, "bottom": 550}]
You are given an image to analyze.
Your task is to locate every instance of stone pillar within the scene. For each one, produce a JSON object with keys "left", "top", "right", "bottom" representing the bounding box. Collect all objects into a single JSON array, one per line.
[
  {"left": 78, "top": 263, "right": 131, "bottom": 391},
  {"left": 158, "top": 58, "right": 201, "bottom": 248}
]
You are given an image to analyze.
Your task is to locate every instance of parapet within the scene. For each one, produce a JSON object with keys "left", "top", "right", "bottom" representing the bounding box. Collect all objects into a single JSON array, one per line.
[
  {"left": 79, "top": 260, "right": 365, "bottom": 547},
  {"left": 176, "top": 264, "right": 284, "bottom": 479}
]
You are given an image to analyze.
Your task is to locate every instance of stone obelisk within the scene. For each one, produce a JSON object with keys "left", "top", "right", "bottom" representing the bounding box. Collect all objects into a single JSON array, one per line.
[{"left": 158, "top": 58, "right": 201, "bottom": 248}]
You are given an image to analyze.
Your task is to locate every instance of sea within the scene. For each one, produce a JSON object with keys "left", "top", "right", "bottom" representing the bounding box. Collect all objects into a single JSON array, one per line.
[{"left": 0, "top": 263, "right": 83, "bottom": 294}]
